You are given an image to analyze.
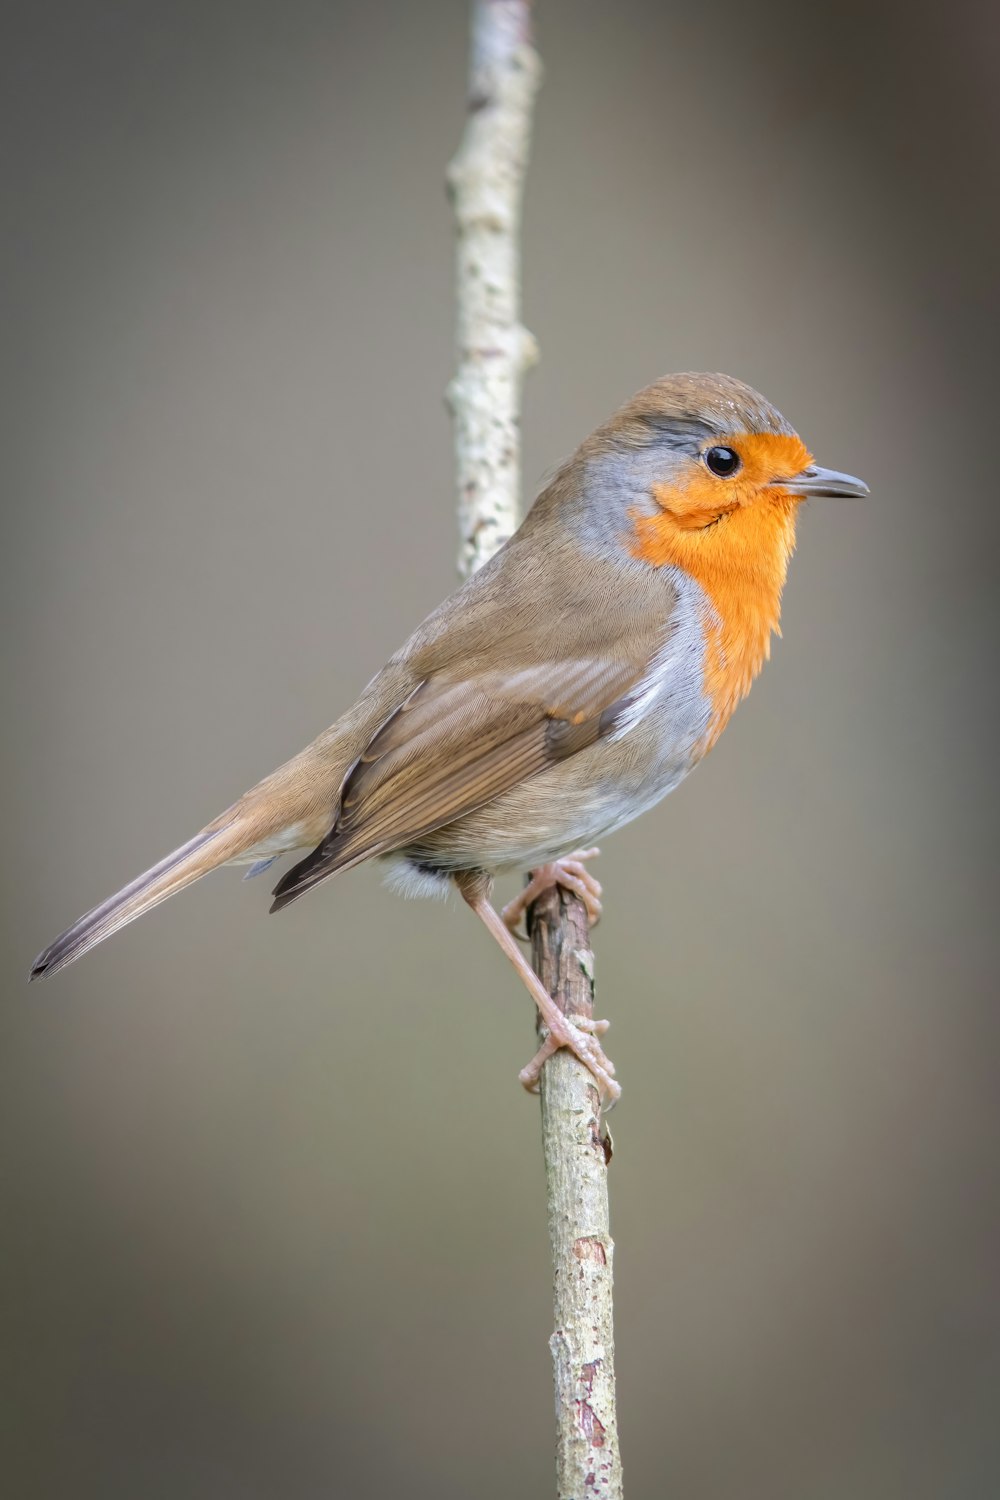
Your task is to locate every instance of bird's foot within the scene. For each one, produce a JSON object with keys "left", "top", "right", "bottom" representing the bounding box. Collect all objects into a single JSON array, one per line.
[
  {"left": 455, "top": 866, "right": 620, "bottom": 1107},
  {"left": 519, "top": 1012, "right": 620, "bottom": 1105},
  {"left": 502, "top": 848, "right": 603, "bottom": 937}
]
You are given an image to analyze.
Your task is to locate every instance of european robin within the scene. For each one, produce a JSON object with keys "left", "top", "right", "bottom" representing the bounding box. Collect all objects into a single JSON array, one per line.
[{"left": 31, "top": 372, "right": 867, "bottom": 1102}]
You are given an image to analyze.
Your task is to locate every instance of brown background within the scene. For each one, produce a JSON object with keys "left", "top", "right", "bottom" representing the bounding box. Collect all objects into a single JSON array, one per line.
[{"left": 3, "top": 1, "right": 998, "bottom": 1495}]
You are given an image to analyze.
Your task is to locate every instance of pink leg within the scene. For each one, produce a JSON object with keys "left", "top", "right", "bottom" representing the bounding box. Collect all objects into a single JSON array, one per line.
[
  {"left": 501, "top": 847, "right": 603, "bottom": 936},
  {"left": 456, "top": 870, "right": 620, "bottom": 1105}
]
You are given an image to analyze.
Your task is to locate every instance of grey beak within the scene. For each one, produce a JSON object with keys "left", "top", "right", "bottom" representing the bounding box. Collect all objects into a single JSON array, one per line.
[{"left": 780, "top": 464, "right": 869, "bottom": 499}]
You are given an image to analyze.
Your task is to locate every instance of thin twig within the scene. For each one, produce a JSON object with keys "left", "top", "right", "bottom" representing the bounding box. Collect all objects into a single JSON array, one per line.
[
  {"left": 530, "top": 887, "right": 622, "bottom": 1499},
  {"left": 447, "top": 0, "right": 540, "bottom": 576},
  {"left": 447, "top": 4, "right": 623, "bottom": 1495}
]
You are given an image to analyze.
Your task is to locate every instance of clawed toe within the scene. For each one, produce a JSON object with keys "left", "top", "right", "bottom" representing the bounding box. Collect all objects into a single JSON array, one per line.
[
  {"left": 518, "top": 1012, "right": 620, "bottom": 1104},
  {"left": 577, "top": 1015, "right": 611, "bottom": 1037},
  {"left": 500, "top": 889, "right": 534, "bottom": 939},
  {"left": 502, "top": 847, "right": 603, "bottom": 935},
  {"left": 549, "top": 868, "right": 603, "bottom": 923}
]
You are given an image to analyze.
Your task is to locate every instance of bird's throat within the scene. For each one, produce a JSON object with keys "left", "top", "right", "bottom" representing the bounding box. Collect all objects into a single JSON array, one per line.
[{"left": 628, "top": 497, "right": 799, "bottom": 746}]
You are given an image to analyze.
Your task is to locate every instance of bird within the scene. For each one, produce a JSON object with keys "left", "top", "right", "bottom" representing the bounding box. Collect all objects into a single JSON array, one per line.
[{"left": 30, "top": 372, "right": 867, "bottom": 1102}]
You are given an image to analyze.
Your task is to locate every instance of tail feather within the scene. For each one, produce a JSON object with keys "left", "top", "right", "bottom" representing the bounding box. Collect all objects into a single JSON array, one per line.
[{"left": 31, "top": 824, "right": 235, "bottom": 981}]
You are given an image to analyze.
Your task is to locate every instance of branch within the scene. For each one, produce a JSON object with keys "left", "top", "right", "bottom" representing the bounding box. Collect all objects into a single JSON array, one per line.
[
  {"left": 447, "top": 4, "right": 623, "bottom": 1496},
  {"left": 530, "top": 887, "right": 623, "bottom": 1499},
  {"left": 447, "top": 0, "right": 541, "bottom": 576}
]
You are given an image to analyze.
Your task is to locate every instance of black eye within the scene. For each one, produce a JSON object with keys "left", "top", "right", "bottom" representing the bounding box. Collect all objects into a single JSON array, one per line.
[{"left": 705, "top": 445, "right": 741, "bottom": 478}]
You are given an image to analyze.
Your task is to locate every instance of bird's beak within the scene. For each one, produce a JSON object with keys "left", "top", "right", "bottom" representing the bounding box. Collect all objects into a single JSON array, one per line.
[{"left": 779, "top": 464, "right": 869, "bottom": 499}]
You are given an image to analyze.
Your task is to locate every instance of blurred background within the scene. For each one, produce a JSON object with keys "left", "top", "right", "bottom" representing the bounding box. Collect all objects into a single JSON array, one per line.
[{"left": 3, "top": 1, "right": 998, "bottom": 1495}]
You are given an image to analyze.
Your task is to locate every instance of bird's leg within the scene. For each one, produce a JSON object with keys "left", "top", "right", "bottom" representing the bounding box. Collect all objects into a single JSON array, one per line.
[
  {"left": 456, "top": 869, "right": 620, "bottom": 1105},
  {"left": 501, "top": 847, "right": 602, "bottom": 937}
]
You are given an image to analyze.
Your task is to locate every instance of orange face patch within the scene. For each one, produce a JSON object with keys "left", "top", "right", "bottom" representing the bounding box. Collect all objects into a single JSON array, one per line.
[
  {"left": 627, "top": 430, "right": 807, "bottom": 747},
  {"left": 647, "top": 432, "right": 813, "bottom": 531}
]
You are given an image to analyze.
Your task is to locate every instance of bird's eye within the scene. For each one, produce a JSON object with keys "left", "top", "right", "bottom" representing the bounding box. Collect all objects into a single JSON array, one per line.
[{"left": 705, "top": 445, "right": 741, "bottom": 478}]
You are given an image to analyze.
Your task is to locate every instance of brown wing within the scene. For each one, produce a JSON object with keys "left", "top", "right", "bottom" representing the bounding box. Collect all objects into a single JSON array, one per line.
[
  {"left": 270, "top": 638, "right": 664, "bottom": 909},
  {"left": 270, "top": 529, "right": 683, "bottom": 910}
]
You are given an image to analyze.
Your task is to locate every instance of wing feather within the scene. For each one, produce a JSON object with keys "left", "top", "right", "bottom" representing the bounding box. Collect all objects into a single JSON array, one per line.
[{"left": 271, "top": 559, "right": 682, "bottom": 909}]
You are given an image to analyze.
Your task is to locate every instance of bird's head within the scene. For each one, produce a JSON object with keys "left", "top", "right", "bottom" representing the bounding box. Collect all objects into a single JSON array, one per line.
[
  {"left": 580, "top": 372, "right": 868, "bottom": 559},
  {"left": 525, "top": 372, "right": 868, "bottom": 744}
]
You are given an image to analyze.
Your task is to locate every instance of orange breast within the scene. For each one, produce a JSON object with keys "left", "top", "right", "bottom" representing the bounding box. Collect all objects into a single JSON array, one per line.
[{"left": 629, "top": 487, "right": 800, "bottom": 748}]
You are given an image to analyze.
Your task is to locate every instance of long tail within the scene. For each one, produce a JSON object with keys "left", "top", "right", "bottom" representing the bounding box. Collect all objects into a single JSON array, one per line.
[{"left": 30, "top": 817, "right": 259, "bottom": 981}]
